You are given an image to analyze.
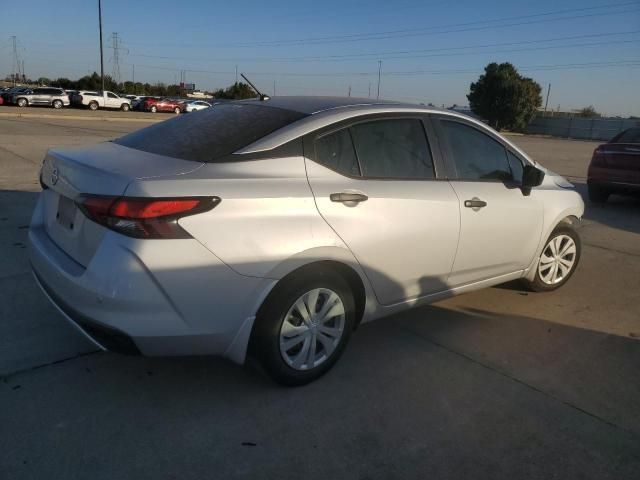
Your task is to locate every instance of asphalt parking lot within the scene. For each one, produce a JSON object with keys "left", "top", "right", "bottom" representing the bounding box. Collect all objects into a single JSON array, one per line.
[{"left": 1, "top": 111, "right": 639, "bottom": 479}]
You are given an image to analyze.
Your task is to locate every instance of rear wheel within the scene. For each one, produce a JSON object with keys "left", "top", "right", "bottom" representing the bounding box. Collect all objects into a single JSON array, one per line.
[
  {"left": 17, "top": 98, "right": 28, "bottom": 107},
  {"left": 52, "top": 100, "right": 63, "bottom": 109},
  {"left": 252, "top": 268, "right": 355, "bottom": 386},
  {"left": 88, "top": 101, "right": 99, "bottom": 111},
  {"left": 174, "top": 107, "right": 181, "bottom": 114},
  {"left": 150, "top": 105, "right": 157, "bottom": 113},
  {"left": 588, "top": 184, "right": 610, "bottom": 203},
  {"left": 524, "top": 225, "right": 581, "bottom": 292},
  {"left": 120, "top": 103, "right": 130, "bottom": 112}
]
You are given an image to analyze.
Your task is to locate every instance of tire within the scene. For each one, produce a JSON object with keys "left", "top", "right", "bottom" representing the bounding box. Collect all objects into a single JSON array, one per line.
[
  {"left": 252, "top": 267, "right": 355, "bottom": 386},
  {"left": 52, "top": 100, "right": 63, "bottom": 109},
  {"left": 174, "top": 107, "right": 181, "bottom": 114},
  {"left": 17, "top": 98, "right": 27, "bottom": 107},
  {"left": 120, "top": 103, "right": 130, "bottom": 112},
  {"left": 150, "top": 105, "right": 157, "bottom": 113},
  {"left": 588, "top": 184, "right": 609, "bottom": 203},
  {"left": 523, "top": 225, "right": 581, "bottom": 292},
  {"left": 88, "top": 101, "right": 99, "bottom": 111}
]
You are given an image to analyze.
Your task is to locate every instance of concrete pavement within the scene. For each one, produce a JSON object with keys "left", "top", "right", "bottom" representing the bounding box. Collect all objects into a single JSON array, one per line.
[{"left": 0, "top": 116, "right": 638, "bottom": 479}]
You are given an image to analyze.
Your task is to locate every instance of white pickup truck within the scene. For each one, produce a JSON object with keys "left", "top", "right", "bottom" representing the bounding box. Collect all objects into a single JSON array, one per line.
[{"left": 71, "top": 91, "right": 131, "bottom": 111}]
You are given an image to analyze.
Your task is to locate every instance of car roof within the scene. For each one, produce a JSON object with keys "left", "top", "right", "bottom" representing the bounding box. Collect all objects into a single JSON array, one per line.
[{"left": 238, "top": 95, "right": 419, "bottom": 115}]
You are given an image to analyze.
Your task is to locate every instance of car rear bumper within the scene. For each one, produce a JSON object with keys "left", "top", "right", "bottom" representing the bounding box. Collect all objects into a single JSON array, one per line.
[
  {"left": 588, "top": 178, "right": 640, "bottom": 193},
  {"left": 28, "top": 194, "right": 273, "bottom": 361}
]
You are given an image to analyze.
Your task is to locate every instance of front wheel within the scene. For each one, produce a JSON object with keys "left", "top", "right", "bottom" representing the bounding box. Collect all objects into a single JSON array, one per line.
[
  {"left": 150, "top": 105, "right": 157, "bottom": 113},
  {"left": 252, "top": 268, "right": 355, "bottom": 386},
  {"left": 524, "top": 225, "right": 581, "bottom": 292},
  {"left": 17, "top": 98, "right": 27, "bottom": 107},
  {"left": 174, "top": 107, "right": 181, "bottom": 114},
  {"left": 120, "top": 103, "right": 130, "bottom": 112},
  {"left": 52, "top": 100, "right": 63, "bottom": 109}
]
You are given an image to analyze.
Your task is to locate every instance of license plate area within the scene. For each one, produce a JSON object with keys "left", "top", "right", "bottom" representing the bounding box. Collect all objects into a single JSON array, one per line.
[{"left": 57, "top": 195, "right": 77, "bottom": 230}]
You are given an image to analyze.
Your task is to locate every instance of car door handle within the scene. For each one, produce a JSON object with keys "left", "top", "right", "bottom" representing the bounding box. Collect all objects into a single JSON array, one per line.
[
  {"left": 464, "top": 198, "right": 487, "bottom": 209},
  {"left": 330, "top": 192, "right": 368, "bottom": 203}
]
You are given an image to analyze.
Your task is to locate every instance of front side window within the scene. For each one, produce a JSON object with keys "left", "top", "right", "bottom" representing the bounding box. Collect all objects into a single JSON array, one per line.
[
  {"left": 107, "top": 92, "right": 118, "bottom": 99},
  {"left": 315, "top": 129, "right": 360, "bottom": 177},
  {"left": 440, "top": 120, "right": 512, "bottom": 181},
  {"left": 507, "top": 151, "right": 525, "bottom": 182},
  {"left": 350, "top": 119, "right": 435, "bottom": 179}
]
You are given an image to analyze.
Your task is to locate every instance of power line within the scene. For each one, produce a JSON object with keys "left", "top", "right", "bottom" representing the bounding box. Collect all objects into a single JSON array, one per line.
[
  {"left": 123, "top": 32, "right": 640, "bottom": 64},
  {"left": 217, "top": 1, "right": 640, "bottom": 47}
]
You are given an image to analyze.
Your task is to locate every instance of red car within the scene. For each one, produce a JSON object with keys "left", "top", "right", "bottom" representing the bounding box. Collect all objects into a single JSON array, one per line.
[
  {"left": 143, "top": 97, "right": 183, "bottom": 114},
  {"left": 587, "top": 127, "right": 640, "bottom": 203}
]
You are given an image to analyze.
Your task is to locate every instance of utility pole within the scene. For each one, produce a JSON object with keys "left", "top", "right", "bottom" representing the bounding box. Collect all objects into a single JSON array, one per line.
[
  {"left": 21, "top": 60, "right": 25, "bottom": 83},
  {"left": 235, "top": 65, "right": 238, "bottom": 84},
  {"left": 132, "top": 64, "right": 135, "bottom": 84},
  {"left": 273, "top": 80, "right": 276, "bottom": 96},
  {"left": 98, "top": 0, "right": 105, "bottom": 92},
  {"left": 368, "top": 82, "right": 371, "bottom": 98},
  {"left": 348, "top": 85, "right": 351, "bottom": 97},
  {"left": 376, "top": 60, "right": 382, "bottom": 99},
  {"left": 544, "top": 83, "right": 551, "bottom": 113}
]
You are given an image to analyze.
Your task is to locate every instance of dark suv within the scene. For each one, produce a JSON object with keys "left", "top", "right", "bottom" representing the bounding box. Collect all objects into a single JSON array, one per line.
[{"left": 12, "top": 87, "right": 70, "bottom": 109}]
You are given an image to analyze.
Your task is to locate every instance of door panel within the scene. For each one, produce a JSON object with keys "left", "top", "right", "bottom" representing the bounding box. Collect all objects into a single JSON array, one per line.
[
  {"left": 434, "top": 116, "right": 544, "bottom": 285},
  {"left": 306, "top": 161, "right": 460, "bottom": 304},
  {"left": 447, "top": 181, "right": 543, "bottom": 285}
]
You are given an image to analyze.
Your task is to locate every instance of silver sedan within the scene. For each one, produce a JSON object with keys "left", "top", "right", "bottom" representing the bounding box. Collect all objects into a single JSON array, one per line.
[{"left": 29, "top": 97, "right": 584, "bottom": 385}]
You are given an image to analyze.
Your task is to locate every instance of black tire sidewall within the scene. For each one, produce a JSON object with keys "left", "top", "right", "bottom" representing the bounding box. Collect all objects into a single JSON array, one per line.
[
  {"left": 253, "top": 268, "right": 355, "bottom": 386},
  {"left": 530, "top": 225, "right": 581, "bottom": 292}
]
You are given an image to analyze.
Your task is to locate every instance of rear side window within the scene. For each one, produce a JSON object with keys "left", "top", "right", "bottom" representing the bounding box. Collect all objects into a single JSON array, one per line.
[
  {"left": 115, "top": 103, "right": 308, "bottom": 162},
  {"left": 440, "top": 120, "right": 511, "bottom": 181},
  {"left": 611, "top": 128, "right": 640, "bottom": 143},
  {"left": 315, "top": 129, "right": 360, "bottom": 176},
  {"left": 351, "top": 119, "right": 434, "bottom": 179}
]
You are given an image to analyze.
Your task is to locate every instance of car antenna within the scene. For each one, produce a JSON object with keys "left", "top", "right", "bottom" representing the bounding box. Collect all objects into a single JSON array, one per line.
[{"left": 240, "top": 73, "right": 270, "bottom": 101}]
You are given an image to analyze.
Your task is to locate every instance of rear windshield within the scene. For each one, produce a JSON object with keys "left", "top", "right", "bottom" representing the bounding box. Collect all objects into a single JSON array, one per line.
[
  {"left": 611, "top": 128, "right": 640, "bottom": 144},
  {"left": 114, "top": 103, "right": 308, "bottom": 162}
]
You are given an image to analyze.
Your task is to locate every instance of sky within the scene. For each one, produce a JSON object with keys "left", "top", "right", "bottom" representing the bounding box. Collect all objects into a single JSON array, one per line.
[{"left": 1, "top": 0, "right": 639, "bottom": 116}]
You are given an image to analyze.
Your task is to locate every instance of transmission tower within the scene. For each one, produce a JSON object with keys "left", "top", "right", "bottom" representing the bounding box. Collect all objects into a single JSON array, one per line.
[
  {"left": 11, "top": 36, "right": 20, "bottom": 85},
  {"left": 110, "top": 32, "right": 128, "bottom": 84}
]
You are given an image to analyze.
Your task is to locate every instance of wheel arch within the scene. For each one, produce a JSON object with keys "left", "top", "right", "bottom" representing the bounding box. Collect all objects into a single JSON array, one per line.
[
  {"left": 224, "top": 254, "right": 373, "bottom": 365},
  {"left": 524, "top": 205, "right": 583, "bottom": 281}
]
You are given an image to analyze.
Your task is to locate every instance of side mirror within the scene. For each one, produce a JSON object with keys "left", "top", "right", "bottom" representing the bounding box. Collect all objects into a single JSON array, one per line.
[{"left": 521, "top": 165, "right": 545, "bottom": 195}]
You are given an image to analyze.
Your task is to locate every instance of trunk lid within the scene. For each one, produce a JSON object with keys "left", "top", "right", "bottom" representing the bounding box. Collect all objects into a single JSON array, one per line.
[{"left": 40, "top": 142, "right": 203, "bottom": 266}]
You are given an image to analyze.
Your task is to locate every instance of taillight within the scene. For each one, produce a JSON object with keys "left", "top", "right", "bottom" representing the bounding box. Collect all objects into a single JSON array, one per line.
[
  {"left": 590, "top": 147, "right": 607, "bottom": 168},
  {"left": 77, "top": 195, "right": 220, "bottom": 239}
]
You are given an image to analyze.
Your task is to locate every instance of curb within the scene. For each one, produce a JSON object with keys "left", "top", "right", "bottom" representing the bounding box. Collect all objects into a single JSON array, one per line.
[{"left": 0, "top": 112, "right": 163, "bottom": 123}]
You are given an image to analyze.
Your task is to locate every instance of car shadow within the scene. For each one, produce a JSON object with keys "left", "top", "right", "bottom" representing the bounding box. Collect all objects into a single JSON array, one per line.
[{"left": 572, "top": 180, "right": 640, "bottom": 235}]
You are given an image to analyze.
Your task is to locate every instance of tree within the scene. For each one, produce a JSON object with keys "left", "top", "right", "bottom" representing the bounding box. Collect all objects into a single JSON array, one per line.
[
  {"left": 578, "top": 106, "right": 600, "bottom": 118},
  {"left": 213, "top": 82, "right": 256, "bottom": 100},
  {"left": 37, "top": 77, "right": 51, "bottom": 86},
  {"left": 467, "top": 62, "right": 542, "bottom": 131}
]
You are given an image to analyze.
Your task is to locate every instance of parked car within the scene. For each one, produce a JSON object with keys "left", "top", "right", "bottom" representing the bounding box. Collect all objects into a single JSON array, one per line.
[
  {"left": 0, "top": 95, "right": 3, "bottom": 106},
  {"left": 12, "top": 87, "right": 71, "bottom": 109},
  {"left": 144, "top": 97, "right": 183, "bottom": 113},
  {"left": 29, "top": 97, "right": 584, "bottom": 385},
  {"left": 1, "top": 86, "right": 29, "bottom": 104},
  {"left": 182, "top": 100, "right": 212, "bottom": 113},
  {"left": 71, "top": 90, "right": 131, "bottom": 111},
  {"left": 587, "top": 127, "right": 640, "bottom": 202},
  {"left": 132, "top": 96, "right": 158, "bottom": 111}
]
